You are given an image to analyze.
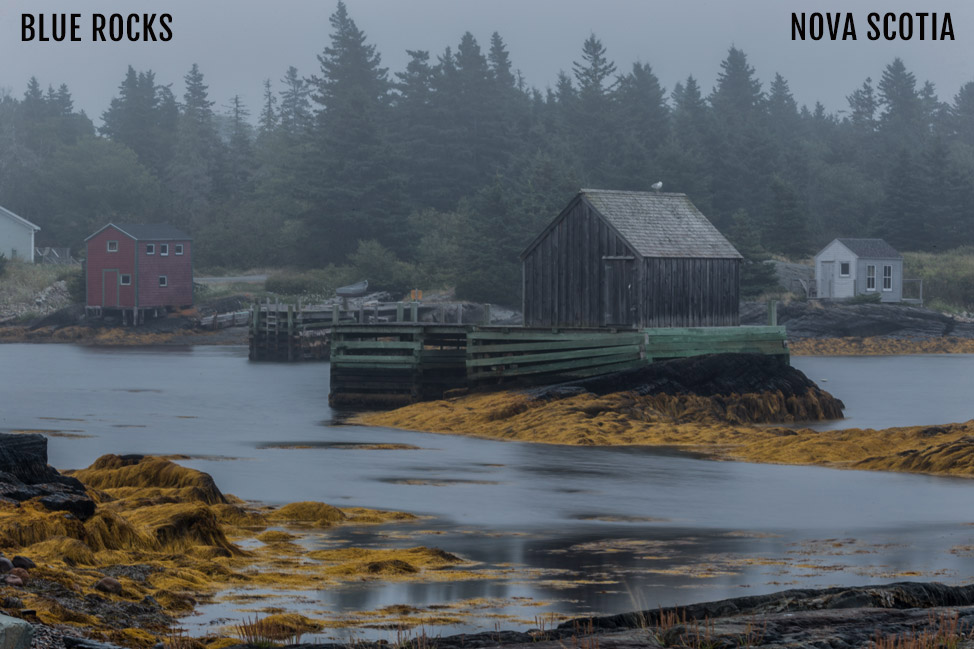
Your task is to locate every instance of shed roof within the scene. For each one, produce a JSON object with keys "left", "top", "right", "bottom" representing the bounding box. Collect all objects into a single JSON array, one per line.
[
  {"left": 85, "top": 223, "right": 191, "bottom": 242},
  {"left": 834, "top": 238, "right": 901, "bottom": 259},
  {"left": 578, "top": 189, "right": 741, "bottom": 259},
  {"left": 0, "top": 205, "right": 40, "bottom": 232}
]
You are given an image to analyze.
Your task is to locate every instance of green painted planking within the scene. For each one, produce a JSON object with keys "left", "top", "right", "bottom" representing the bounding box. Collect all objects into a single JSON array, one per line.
[{"left": 467, "top": 344, "right": 643, "bottom": 368}]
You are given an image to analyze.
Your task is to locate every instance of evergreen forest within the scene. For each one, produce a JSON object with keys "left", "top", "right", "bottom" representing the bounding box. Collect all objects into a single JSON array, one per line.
[{"left": 1, "top": 2, "right": 973, "bottom": 305}]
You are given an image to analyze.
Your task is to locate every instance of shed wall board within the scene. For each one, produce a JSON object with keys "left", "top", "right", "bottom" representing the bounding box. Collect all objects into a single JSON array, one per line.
[
  {"left": 86, "top": 226, "right": 137, "bottom": 308},
  {"left": 856, "top": 257, "right": 902, "bottom": 302},
  {"left": 137, "top": 240, "right": 193, "bottom": 307},
  {"left": 815, "top": 240, "right": 857, "bottom": 299},
  {"left": 522, "top": 195, "right": 740, "bottom": 328},
  {"left": 0, "top": 217, "right": 35, "bottom": 262}
]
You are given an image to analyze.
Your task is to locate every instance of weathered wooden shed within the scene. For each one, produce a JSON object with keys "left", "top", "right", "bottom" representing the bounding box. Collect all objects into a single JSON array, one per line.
[
  {"left": 521, "top": 189, "right": 742, "bottom": 328},
  {"left": 85, "top": 223, "right": 193, "bottom": 322}
]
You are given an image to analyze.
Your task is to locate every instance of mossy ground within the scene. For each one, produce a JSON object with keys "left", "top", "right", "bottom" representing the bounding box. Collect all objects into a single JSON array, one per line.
[
  {"left": 358, "top": 390, "right": 974, "bottom": 478},
  {"left": 0, "top": 455, "right": 492, "bottom": 647},
  {"left": 790, "top": 336, "right": 974, "bottom": 356}
]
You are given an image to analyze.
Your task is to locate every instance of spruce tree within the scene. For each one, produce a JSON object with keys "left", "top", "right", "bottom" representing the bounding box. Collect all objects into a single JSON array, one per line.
[{"left": 307, "top": 1, "right": 400, "bottom": 261}]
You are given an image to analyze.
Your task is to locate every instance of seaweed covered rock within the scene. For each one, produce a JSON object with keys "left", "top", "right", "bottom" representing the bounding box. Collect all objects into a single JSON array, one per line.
[
  {"left": 0, "top": 432, "right": 95, "bottom": 519},
  {"left": 531, "top": 353, "right": 843, "bottom": 418},
  {"left": 71, "top": 455, "right": 227, "bottom": 505}
]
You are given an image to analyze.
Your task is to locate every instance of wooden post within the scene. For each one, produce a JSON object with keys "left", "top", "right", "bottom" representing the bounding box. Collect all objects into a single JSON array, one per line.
[
  {"left": 457, "top": 303, "right": 463, "bottom": 324},
  {"left": 396, "top": 302, "right": 404, "bottom": 322},
  {"left": 439, "top": 304, "right": 445, "bottom": 323},
  {"left": 359, "top": 306, "right": 365, "bottom": 324},
  {"left": 374, "top": 304, "right": 380, "bottom": 323},
  {"left": 411, "top": 302, "right": 419, "bottom": 322},
  {"left": 332, "top": 304, "right": 339, "bottom": 324},
  {"left": 483, "top": 303, "right": 491, "bottom": 325},
  {"left": 287, "top": 304, "right": 294, "bottom": 361},
  {"left": 767, "top": 299, "right": 778, "bottom": 326}
]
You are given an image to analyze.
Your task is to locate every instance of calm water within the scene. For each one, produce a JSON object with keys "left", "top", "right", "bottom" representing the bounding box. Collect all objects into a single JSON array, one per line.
[{"left": 2, "top": 344, "right": 974, "bottom": 638}]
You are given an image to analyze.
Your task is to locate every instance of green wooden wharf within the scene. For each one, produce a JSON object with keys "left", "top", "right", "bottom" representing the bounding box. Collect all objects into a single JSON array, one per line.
[{"left": 248, "top": 299, "right": 787, "bottom": 407}]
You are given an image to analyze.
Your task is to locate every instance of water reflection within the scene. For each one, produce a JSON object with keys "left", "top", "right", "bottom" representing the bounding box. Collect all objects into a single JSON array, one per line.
[{"left": 4, "top": 344, "right": 974, "bottom": 636}]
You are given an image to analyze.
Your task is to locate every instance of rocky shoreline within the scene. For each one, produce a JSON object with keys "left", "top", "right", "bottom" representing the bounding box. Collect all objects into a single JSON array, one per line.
[{"left": 214, "top": 582, "right": 974, "bottom": 649}]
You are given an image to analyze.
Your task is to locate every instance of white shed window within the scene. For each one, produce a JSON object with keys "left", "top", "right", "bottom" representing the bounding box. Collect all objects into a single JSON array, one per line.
[
  {"left": 866, "top": 265, "right": 876, "bottom": 291},
  {"left": 883, "top": 265, "right": 893, "bottom": 291},
  {"left": 174, "top": 244, "right": 184, "bottom": 255},
  {"left": 107, "top": 240, "right": 118, "bottom": 252},
  {"left": 120, "top": 274, "right": 131, "bottom": 286},
  {"left": 839, "top": 262, "right": 850, "bottom": 277},
  {"left": 160, "top": 243, "right": 169, "bottom": 256},
  {"left": 159, "top": 275, "right": 168, "bottom": 287},
  {"left": 146, "top": 244, "right": 155, "bottom": 255}
]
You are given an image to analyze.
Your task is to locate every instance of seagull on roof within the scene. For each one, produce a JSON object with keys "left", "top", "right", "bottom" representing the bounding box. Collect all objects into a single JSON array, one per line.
[{"left": 651, "top": 181, "right": 663, "bottom": 193}]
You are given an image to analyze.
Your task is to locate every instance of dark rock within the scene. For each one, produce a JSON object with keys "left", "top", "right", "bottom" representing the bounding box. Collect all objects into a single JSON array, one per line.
[
  {"left": 10, "top": 557, "right": 33, "bottom": 571},
  {"left": 28, "top": 304, "right": 85, "bottom": 330},
  {"left": 531, "top": 353, "right": 841, "bottom": 410},
  {"left": 63, "top": 637, "right": 127, "bottom": 649},
  {"left": 0, "top": 596, "right": 23, "bottom": 609},
  {"left": 0, "top": 558, "right": 12, "bottom": 573},
  {"left": 0, "top": 433, "right": 95, "bottom": 520},
  {"left": 38, "top": 492, "right": 96, "bottom": 519},
  {"left": 741, "top": 300, "right": 974, "bottom": 340},
  {"left": 94, "top": 577, "right": 122, "bottom": 595}
]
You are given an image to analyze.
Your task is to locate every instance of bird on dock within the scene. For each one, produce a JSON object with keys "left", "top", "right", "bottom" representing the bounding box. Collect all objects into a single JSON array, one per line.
[{"left": 651, "top": 181, "right": 663, "bottom": 193}]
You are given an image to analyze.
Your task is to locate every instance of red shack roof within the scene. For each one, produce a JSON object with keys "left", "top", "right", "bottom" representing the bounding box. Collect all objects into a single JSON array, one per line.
[{"left": 85, "top": 223, "right": 192, "bottom": 242}]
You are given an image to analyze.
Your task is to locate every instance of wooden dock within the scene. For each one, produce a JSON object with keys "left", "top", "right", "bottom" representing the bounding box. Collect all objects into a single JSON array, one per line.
[
  {"left": 248, "top": 300, "right": 490, "bottom": 361},
  {"left": 328, "top": 324, "right": 788, "bottom": 407},
  {"left": 249, "top": 299, "right": 789, "bottom": 407}
]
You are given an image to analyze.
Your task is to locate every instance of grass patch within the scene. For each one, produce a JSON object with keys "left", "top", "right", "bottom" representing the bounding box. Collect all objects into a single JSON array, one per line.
[{"left": 904, "top": 247, "right": 974, "bottom": 312}]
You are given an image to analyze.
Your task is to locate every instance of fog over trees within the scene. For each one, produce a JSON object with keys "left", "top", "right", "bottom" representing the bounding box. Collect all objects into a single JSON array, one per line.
[{"left": 2, "top": 1, "right": 972, "bottom": 304}]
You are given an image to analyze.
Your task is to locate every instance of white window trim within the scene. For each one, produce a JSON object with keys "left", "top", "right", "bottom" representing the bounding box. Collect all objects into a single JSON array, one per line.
[
  {"left": 160, "top": 243, "right": 169, "bottom": 256},
  {"left": 883, "top": 265, "right": 893, "bottom": 291},
  {"left": 107, "top": 240, "right": 118, "bottom": 252},
  {"left": 146, "top": 244, "right": 155, "bottom": 255},
  {"left": 159, "top": 275, "right": 168, "bottom": 287},
  {"left": 120, "top": 274, "right": 131, "bottom": 286},
  {"left": 174, "top": 244, "right": 184, "bottom": 255},
  {"left": 866, "top": 265, "right": 876, "bottom": 292},
  {"left": 839, "top": 261, "right": 851, "bottom": 277}
]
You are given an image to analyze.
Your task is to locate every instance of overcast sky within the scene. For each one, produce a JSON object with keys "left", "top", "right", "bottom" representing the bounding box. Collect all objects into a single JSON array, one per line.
[{"left": 2, "top": 0, "right": 973, "bottom": 122}]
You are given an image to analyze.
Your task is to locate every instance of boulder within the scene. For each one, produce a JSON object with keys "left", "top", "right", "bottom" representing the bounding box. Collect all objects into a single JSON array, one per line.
[
  {"left": 7, "top": 570, "right": 27, "bottom": 586},
  {"left": 9, "top": 558, "right": 33, "bottom": 571},
  {"left": 0, "top": 559, "right": 11, "bottom": 574},
  {"left": 94, "top": 577, "right": 122, "bottom": 595},
  {"left": 0, "top": 434, "right": 95, "bottom": 521},
  {"left": 0, "top": 613, "right": 32, "bottom": 649}
]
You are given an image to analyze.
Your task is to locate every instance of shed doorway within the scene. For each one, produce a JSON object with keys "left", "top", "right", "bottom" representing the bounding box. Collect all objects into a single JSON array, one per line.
[
  {"left": 602, "top": 257, "right": 635, "bottom": 327},
  {"left": 102, "top": 269, "right": 119, "bottom": 307},
  {"left": 819, "top": 261, "right": 834, "bottom": 298}
]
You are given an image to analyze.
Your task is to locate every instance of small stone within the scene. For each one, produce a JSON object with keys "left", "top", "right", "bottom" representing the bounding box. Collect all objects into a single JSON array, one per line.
[
  {"left": 11, "top": 556, "right": 34, "bottom": 570},
  {"left": 8, "top": 568, "right": 28, "bottom": 585},
  {"left": 94, "top": 576, "right": 122, "bottom": 595},
  {"left": 4, "top": 575, "right": 22, "bottom": 587},
  {"left": 0, "top": 558, "right": 12, "bottom": 574},
  {"left": 0, "top": 596, "right": 23, "bottom": 609}
]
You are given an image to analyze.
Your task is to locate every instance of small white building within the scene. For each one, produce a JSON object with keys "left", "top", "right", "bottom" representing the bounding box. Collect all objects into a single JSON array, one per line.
[
  {"left": 814, "top": 238, "right": 903, "bottom": 302},
  {"left": 0, "top": 206, "right": 40, "bottom": 263}
]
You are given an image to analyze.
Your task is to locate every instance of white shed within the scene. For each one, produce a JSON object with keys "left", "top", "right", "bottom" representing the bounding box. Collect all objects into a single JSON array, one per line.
[
  {"left": 0, "top": 206, "right": 40, "bottom": 263},
  {"left": 814, "top": 238, "right": 903, "bottom": 302}
]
